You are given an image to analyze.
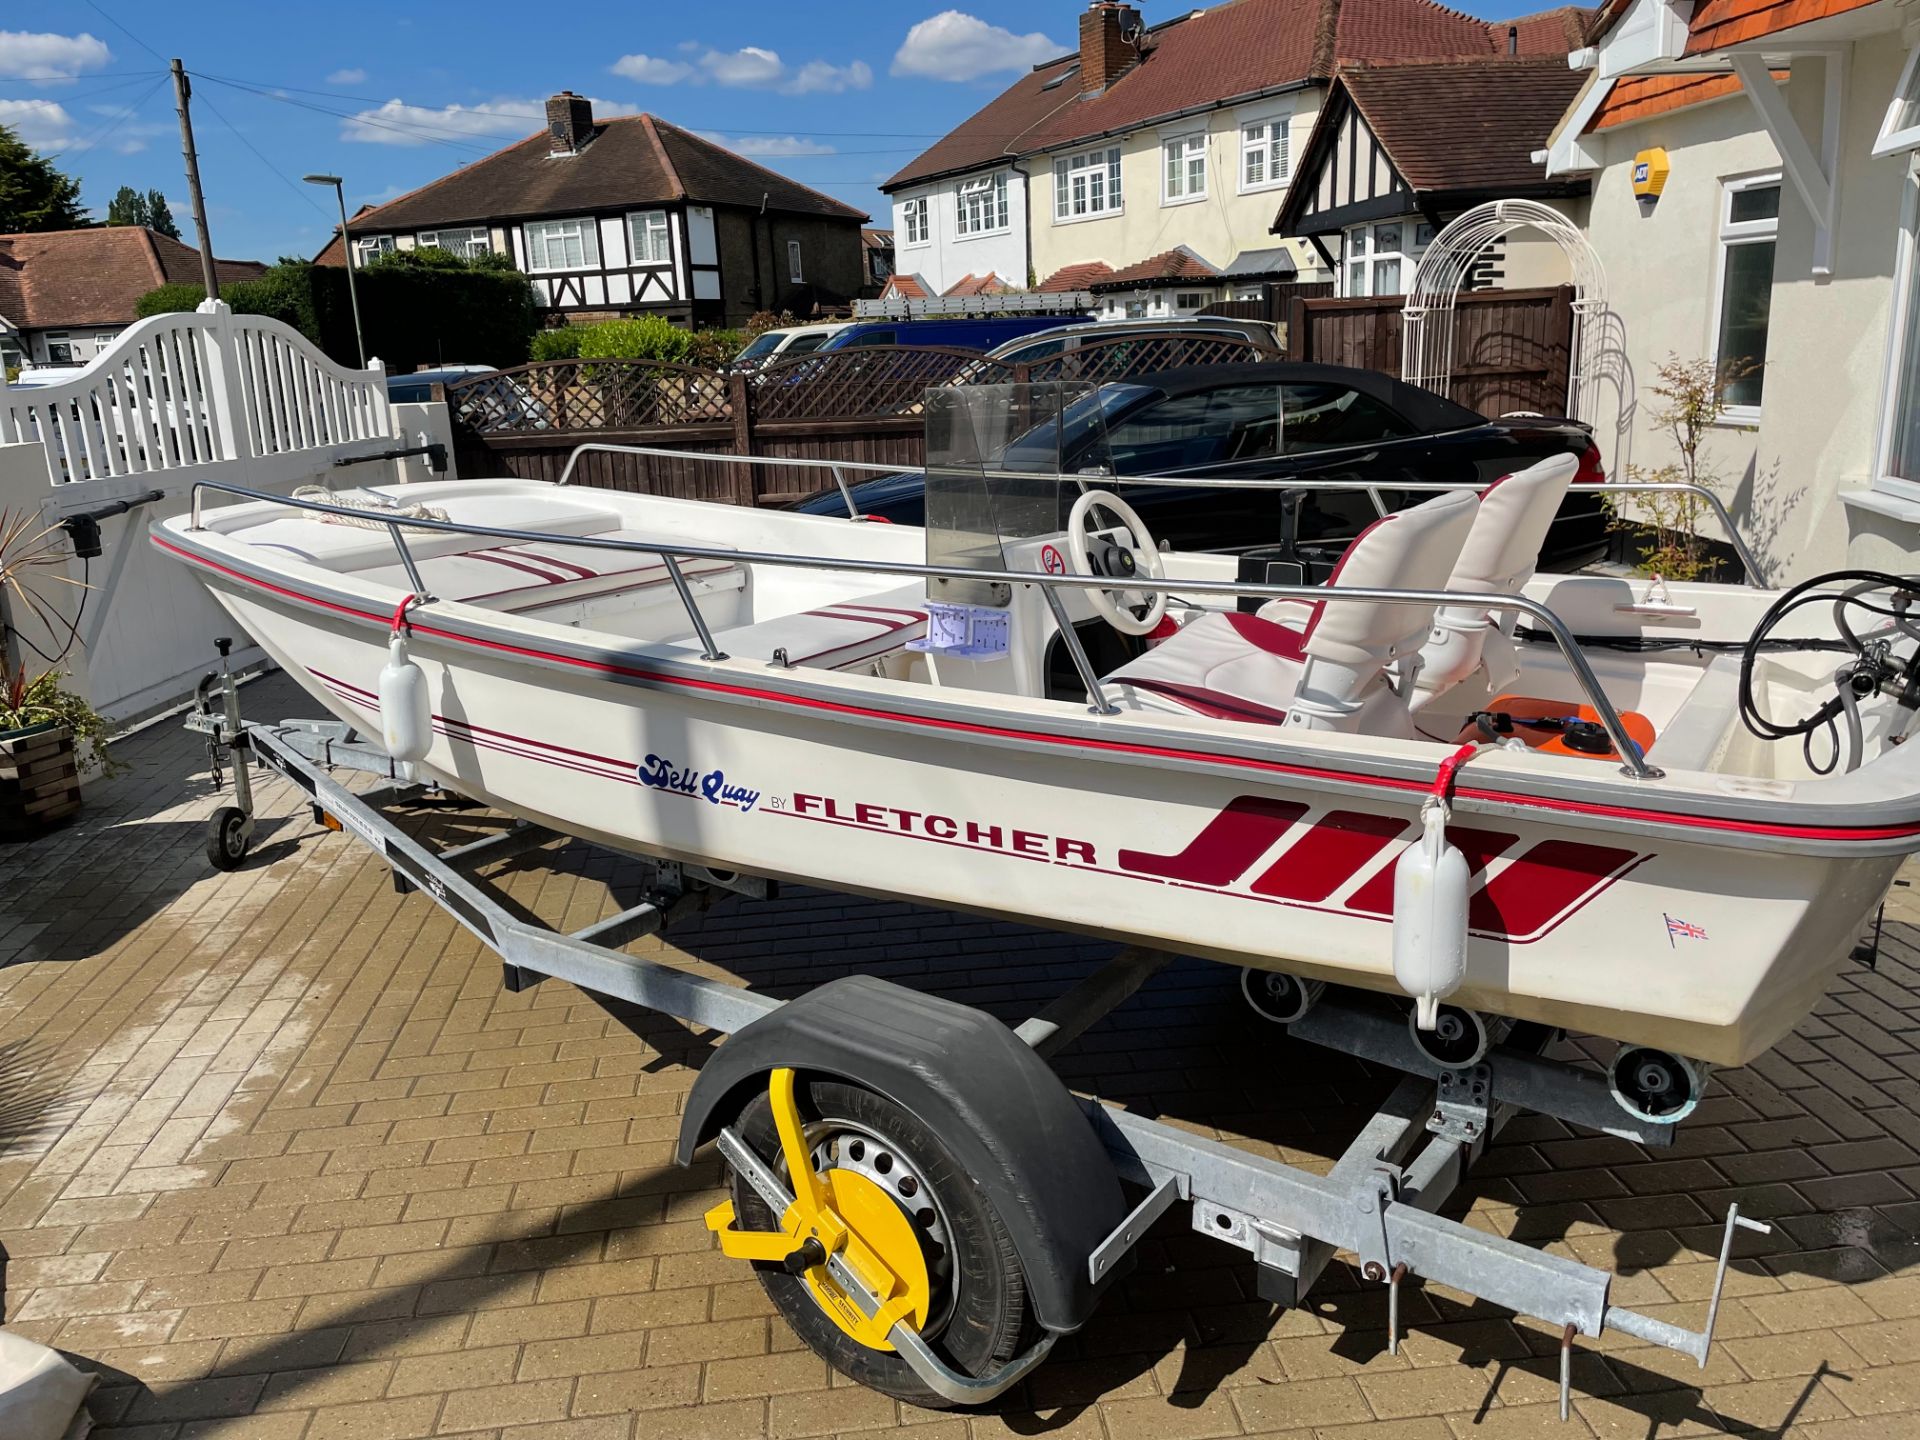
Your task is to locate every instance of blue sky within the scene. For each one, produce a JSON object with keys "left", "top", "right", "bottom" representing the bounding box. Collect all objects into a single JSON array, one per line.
[{"left": 5, "top": 0, "right": 1553, "bottom": 263}]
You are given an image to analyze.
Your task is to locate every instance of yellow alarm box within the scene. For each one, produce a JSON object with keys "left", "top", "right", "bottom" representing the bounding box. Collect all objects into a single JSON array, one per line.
[{"left": 1632, "top": 147, "right": 1671, "bottom": 198}]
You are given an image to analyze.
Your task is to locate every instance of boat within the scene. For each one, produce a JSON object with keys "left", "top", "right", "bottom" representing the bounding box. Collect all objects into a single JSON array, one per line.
[{"left": 153, "top": 384, "right": 1920, "bottom": 1101}]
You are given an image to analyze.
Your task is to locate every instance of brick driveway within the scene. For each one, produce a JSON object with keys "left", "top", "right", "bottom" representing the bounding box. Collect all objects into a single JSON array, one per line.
[{"left": 3, "top": 671, "right": 1919, "bottom": 1439}]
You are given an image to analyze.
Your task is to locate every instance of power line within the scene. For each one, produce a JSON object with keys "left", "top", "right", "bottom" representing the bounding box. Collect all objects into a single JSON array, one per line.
[
  {"left": 0, "top": 69, "right": 166, "bottom": 85},
  {"left": 191, "top": 84, "right": 333, "bottom": 220},
  {"left": 45, "top": 72, "right": 169, "bottom": 161},
  {"left": 79, "top": 0, "right": 168, "bottom": 64},
  {"left": 194, "top": 74, "right": 502, "bottom": 154}
]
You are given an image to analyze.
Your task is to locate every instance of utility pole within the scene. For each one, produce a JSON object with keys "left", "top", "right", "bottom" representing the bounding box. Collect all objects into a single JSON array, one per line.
[{"left": 170, "top": 58, "right": 220, "bottom": 302}]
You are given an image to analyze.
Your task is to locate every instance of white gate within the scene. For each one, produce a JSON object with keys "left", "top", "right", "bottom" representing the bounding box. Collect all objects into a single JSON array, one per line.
[
  {"left": 1400, "top": 199, "right": 1609, "bottom": 424},
  {"left": 0, "top": 302, "right": 398, "bottom": 721}
]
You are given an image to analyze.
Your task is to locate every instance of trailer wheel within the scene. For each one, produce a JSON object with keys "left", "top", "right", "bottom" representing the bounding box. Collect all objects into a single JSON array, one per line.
[
  {"left": 205, "top": 806, "right": 250, "bottom": 871},
  {"left": 730, "top": 1076, "right": 1036, "bottom": 1406}
]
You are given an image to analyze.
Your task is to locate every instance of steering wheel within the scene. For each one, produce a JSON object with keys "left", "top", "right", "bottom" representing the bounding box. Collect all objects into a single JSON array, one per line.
[{"left": 1066, "top": 489, "right": 1168, "bottom": 637}]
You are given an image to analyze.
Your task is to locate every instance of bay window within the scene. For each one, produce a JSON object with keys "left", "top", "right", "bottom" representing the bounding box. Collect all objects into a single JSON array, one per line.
[
  {"left": 523, "top": 217, "right": 599, "bottom": 272},
  {"left": 627, "top": 210, "right": 671, "bottom": 266},
  {"left": 417, "top": 227, "right": 490, "bottom": 259},
  {"left": 1053, "top": 146, "right": 1123, "bottom": 222},
  {"left": 955, "top": 172, "right": 1009, "bottom": 236},
  {"left": 1163, "top": 133, "right": 1206, "bottom": 204},
  {"left": 1713, "top": 174, "right": 1779, "bottom": 417}
]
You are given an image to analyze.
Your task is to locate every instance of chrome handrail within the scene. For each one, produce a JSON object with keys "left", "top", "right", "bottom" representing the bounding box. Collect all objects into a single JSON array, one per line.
[
  {"left": 537, "top": 442, "right": 1762, "bottom": 586},
  {"left": 184, "top": 479, "right": 1664, "bottom": 779}
]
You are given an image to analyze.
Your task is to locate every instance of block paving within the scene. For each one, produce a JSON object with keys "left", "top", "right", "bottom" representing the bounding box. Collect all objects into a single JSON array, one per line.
[{"left": 2, "top": 671, "right": 1919, "bottom": 1438}]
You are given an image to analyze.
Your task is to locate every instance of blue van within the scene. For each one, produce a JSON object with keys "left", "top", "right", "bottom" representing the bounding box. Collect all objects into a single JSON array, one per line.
[{"left": 817, "top": 314, "right": 1094, "bottom": 354}]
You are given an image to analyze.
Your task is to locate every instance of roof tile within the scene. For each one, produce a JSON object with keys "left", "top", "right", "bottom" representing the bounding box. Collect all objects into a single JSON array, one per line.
[{"left": 0, "top": 228, "right": 266, "bottom": 330}]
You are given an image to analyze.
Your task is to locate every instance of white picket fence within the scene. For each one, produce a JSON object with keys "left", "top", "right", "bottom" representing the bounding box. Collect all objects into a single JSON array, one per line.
[{"left": 0, "top": 301, "right": 410, "bottom": 722}]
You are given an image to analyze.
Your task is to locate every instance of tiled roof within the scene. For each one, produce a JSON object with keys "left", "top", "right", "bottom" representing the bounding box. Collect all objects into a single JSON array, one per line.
[
  {"left": 861, "top": 228, "right": 894, "bottom": 250},
  {"left": 1588, "top": 72, "right": 1751, "bottom": 130},
  {"left": 333, "top": 114, "right": 865, "bottom": 234},
  {"left": 1088, "top": 246, "right": 1222, "bottom": 291},
  {"left": 943, "top": 272, "right": 1016, "bottom": 296},
  {"left": 1339, "top": 57, "right": 1588, "bottom": 190},
  {"left": 880, "top": 274, "right": 930, "bottom": 300},
  {"left": 1682, "top": 0, "right": 1878, "bottom": 52},
  {"left": 884, "top": 0, "right": 1591, "bottom": 189},
  {"left": 1037, "top": 260, "right": 1115, "bottom": 292},
  {"left": 0, "top": 227, "right": 266, "bottom": 330}
]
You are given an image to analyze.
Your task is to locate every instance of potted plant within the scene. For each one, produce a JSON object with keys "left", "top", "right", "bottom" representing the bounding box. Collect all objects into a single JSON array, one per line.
[{"left": 0, "top": 508, "right": 113, "bottom": 835}]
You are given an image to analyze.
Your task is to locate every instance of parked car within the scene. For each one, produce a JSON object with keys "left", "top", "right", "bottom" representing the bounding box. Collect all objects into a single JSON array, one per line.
[
  {"left": 732, "top": 322, "right": 852, "bottom": 372},
  {"left": 792, "top": 361, "right": 1608, "bottom": 569},
  {"left": 382, "top": 365, "right": 498, "bottom": 403},
  {"left": 814, "top": 314, "right": 1094, "bottom": 355},
  {"left": 982, "top": 315, "right": 1277, "bottom": 367}
]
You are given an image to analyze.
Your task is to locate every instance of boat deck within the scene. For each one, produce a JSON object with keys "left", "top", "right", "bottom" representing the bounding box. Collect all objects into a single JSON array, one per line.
[{"left": 4, "top": 670, "right": 1919, "bottom": 1438}]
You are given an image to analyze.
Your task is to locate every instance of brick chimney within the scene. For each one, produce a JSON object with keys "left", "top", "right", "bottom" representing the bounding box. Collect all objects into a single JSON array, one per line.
[
  {"left": 1079, "top": 2, "right": 1143, "bottom": 95},
  {"left": 545, "top": 91, "right": 594, "bottom": 156}
]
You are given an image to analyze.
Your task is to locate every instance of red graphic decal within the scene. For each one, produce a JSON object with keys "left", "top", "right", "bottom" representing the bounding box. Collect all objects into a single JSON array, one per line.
[
  {"left": 1040, "top": 544, "right": 1066, "bottom": 576},
  {"left": 1119, "top": 797, "right": 1308, "bottom": 886},
  {"left": 1252, "top": 810, "right": 1407, "bottom": 903},
  {"left": 1470, "top": 840, "right": 1640, "bottom": 936},
  {"left": 1344, "top": 827, "right": 1519, "bottom": 915}
]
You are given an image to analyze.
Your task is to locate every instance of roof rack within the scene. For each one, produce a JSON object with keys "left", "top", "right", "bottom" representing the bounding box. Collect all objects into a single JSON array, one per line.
[{"left": 854, "top": 292, "right": 1094, "bottom": 318}]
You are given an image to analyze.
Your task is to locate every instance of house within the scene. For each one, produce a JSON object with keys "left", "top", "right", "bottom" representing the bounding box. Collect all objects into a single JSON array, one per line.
[
  {"left": 1273, "top": 56, "right": 1590, "bottom": 295},
  {"left": 881, "top": 0, "right": 1591, "bottom": 305},
  {"left": 313, "top": 93, "right": 867, "bottom": 328},
  {"left": 860, "top": 228, "right": 895, "bottom": 298},
  {"left": 1537, "top": 0, "right": 1920, "bottom": 579},
  {"left": 0, "top": 227, "right": 265, "bottom": 372}
]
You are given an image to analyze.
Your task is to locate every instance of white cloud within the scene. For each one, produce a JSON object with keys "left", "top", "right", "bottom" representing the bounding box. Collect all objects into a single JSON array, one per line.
[
  {"left": 341, "top": 94, "right": 637, "bottom": 146},
  {"left": 613, "top": 45, "right": 872, "bottom": 96},
  {"left": 0, "top": 30, "right": 111, "bottom": 83},
  {"left": 610, "top": 53, "right": 692, "bottom": 85},
  {"left": 326, "top": 67, "right": 368, "bottom": 86},
  {"left": 0, "top": 97, "right": 79, "bottom": 149},
  {"left": 702, "top": 132, "right": 836, "bottom": 158},
  {"left": 891, "top": 11, "right": 1059, "bottom": 82}
]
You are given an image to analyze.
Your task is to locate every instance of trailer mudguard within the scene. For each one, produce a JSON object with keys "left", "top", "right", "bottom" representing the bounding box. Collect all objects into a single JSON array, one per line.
[{"left": 677, "top": 974, "right": 1128, "bottom": 1334}]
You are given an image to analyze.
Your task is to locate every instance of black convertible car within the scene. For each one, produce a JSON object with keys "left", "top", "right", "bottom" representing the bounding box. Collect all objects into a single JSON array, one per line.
[{"left": 792, "top": 362, "right": 1608, "bottom": 573}]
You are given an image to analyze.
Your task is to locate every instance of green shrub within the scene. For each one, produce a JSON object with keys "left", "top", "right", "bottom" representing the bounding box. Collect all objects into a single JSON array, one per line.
[
  {"left": 685, "top": 328, "right": 744, "bottom": 371},
  {"left": 134, "top": 282, "right": 205, "bottom": 318},
  {"left": 575, "top": 315, "right": 691, "bottom": 365},
  {"left": 530, "top": 327, "right": 585, "bottom": 362}
]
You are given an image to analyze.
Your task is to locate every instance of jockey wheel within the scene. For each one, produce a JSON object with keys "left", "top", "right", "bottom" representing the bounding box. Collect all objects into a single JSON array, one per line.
[{"left": 712, "top": 1070, "right": 1037, "bottom": 1406}]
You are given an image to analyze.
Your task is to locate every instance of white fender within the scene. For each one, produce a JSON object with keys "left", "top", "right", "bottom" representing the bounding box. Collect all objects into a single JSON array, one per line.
[
  {"left": 1392, "top": 798, "right": 1470, "bottom": 1030},
  {"left": 378, "top": 634, "right": 432, "bottom": 775}
]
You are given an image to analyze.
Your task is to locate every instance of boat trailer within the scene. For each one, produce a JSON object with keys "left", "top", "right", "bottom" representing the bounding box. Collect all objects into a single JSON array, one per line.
[{"left": 189, "top": 650, "right": 1767, "bottom": 1416}]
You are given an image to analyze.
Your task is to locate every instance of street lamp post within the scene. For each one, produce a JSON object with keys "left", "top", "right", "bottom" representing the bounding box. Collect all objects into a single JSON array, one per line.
[{"left": 304, "top": 173, "right": 367, "bottom": 368}]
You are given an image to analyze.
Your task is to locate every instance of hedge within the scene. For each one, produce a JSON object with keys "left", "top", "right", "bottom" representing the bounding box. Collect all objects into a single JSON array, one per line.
[{"left": 530, "top": 320, "right": 744, "bottom": 370}]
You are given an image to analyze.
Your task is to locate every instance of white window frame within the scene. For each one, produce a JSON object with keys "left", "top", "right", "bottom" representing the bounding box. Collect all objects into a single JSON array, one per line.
[
  {"left": 1239, "top": 111, "right": 1291, "bottom": 194},
  {"left": 1053, "top": 146, "right": 1124, "bottom": 224},
  {"left": 1162, "top": 132, "right": 1207, "bottom": 206},
  {"left": 351, "top": 234, "right": 395, "bottom": 268},
  {"left": 627, "top": 209, "right": 672, "bottom": 266},
  {"left": 901, "top": 196, "right": 929, "bottom": 246},
  {"left": 522, "top": 217, "right": 600, "bottom": 273},
  {"left": 954, "top": 172, "right": 1010, "bottom": 238},
  {"left": 1174, "top": 290, "right": 1212, "bottom": 311},
  {"left": 416, "top": 227, "right": 489, "bottom": 259},
  {"left": 1709, "top": 171, "right": 1781, "bottom": 426},
  {"left": 43, "top": 331, "right": 73, "bottom": 365},
  {"left": 1875, "top": 155, "right": 1920, "bottom": 500},
  {"left": 788, "top": 240, "right": 804, "bottom": 284},
  {"left": 1875, "top": 43, "right": 1920, "bottom": 160},
  {"left": 1340, "top": 220, "right": 1422, "bottom": 298}
]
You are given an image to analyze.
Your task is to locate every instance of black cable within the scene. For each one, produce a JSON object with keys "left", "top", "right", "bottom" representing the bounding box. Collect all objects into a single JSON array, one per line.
[{"left": 1739, "top": 570, "right": 1920, "bottom": 745}]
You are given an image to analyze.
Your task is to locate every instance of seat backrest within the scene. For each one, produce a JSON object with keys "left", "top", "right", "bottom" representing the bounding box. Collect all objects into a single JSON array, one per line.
[
  {"left": 1284, "top": 490, "right": 1479, "bottom": 735},
  {"left": 1412, "top": 453, "right": 1577, "bottom": 706},
  {"left": 1303, "top": 489, "right": 1481, "bottom": 668}
]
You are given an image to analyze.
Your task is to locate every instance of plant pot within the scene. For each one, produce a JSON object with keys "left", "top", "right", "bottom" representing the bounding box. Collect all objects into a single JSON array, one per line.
[{"left": 0, "top": 723, "right": 81, "bottom": 838}]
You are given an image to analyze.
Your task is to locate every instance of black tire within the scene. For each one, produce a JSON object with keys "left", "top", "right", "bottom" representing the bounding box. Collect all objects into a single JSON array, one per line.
[
  {"left": 730, "top": 1076, "right": 1035, "bottom": 1407},
  {"left": 205, "top": 807, "right": 249, "bottom": 871}
]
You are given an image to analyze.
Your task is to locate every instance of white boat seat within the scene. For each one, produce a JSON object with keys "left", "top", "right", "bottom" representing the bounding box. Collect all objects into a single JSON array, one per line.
[
  {"left": 1411, "top": 454, "right": 1578, "bottom": 709},
  {"left": 229, "top": 491, "right": 625, "bottom": 572},
  {"left": 354, "top": 533, "right": 741, "bottom": 614},
  {"left": 707, "top": 584, "right": 928, "bottom": 671},
  {"left": 1104, "top": 490, "right": 1479, "bottom": 734}
]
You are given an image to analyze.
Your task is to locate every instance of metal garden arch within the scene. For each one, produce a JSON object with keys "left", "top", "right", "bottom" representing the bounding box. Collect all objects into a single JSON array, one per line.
[{"left": 1400, "top": 199, "right": 1608, "bottom": 423}]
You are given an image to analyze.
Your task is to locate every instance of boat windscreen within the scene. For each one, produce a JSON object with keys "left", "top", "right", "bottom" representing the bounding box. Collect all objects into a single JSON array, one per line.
[{"left": 923, "top": 381, "right": 1115, "bottom": 608}]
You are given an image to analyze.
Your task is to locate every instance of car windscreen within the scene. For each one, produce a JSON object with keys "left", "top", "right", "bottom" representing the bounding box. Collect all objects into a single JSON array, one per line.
[
  {"left": 783, "top": 332, "right": 832, "bottom": 356},
  {"left": 736, "top": 332, "right": 787, "bottom": 361}
]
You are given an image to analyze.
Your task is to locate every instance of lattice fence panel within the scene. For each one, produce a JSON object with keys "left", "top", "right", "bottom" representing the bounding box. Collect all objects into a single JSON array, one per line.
[
  {"left": 1025, "top": 333, "right": 1278, "bottom": 384},
  {"left": 448, "top": 360, "right": 732, "bottom": 435},
  {"left": 753, "top": 347, "right": 1015, "bottom": 422}
]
